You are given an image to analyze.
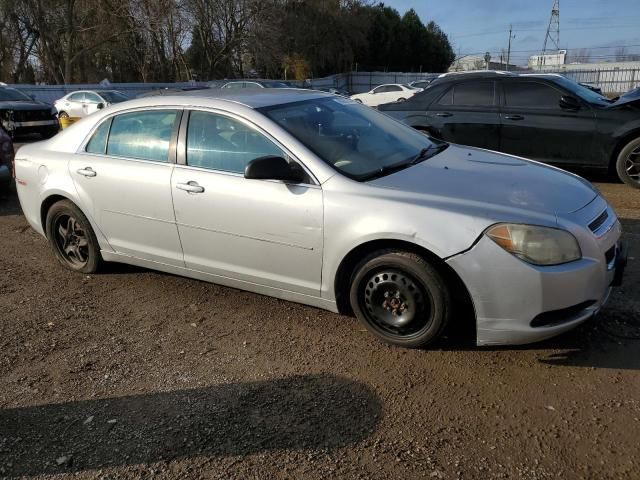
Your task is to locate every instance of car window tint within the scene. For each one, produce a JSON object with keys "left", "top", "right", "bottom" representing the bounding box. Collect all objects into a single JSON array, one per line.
[
  {"left": 437, "top": 87, "right": 453, "bottom": 105},
  {"left": 453, "top": 82, "right": 493, "bottom": 106},
  {"left": 85, "top": 93, "right": 102, "bottom": 103},
  {"left": 186, "top": 111, "right": 284, "bottom": 174},
  {"left": 504, "top": 81, "right": 561, "bottom": 108},
  {"left": 86, "top": 118, "right": 111, "bottom": 154},
  {"left": 69, "top": 92, "right": 85, "bottom": 102},
  {"left": 107, "top": 110, "right": 178, "bottom": 162},
  {"left": 388, "top": 85, "right": 402, "bottom": 92},
  {"left": 372, "top": 86, "right": 384, "bottom": 94}
]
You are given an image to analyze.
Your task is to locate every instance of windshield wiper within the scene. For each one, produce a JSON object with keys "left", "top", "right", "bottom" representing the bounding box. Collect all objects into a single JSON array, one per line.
[
  {"left": 358, "top": 143, "right": 449, "bottom": 182},
  {"left": 410, "top": 143, "right": 448, "bottom": 165}
]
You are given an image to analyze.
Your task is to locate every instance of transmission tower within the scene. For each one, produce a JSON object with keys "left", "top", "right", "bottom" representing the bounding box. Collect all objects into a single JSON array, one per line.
[{"left": 541, "top": 0, "right": 560, "bottom": 56}]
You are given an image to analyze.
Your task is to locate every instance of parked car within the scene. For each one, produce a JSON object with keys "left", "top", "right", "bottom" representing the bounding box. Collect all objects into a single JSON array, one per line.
[
  {"left": 0, "top": 125, "right": 13, "bottom": 192},
  {"left": 315, "top": 87, "right": 351, "bottom": 98},
  {"left": 221, "top": 80, "right": 291, "bottom": 89},
  {"left": 409, "top": 76, "right": 439, "bottom": 89},
  {"left": 15, "top": 89, "right": 625, "bottom": 348},
  {"left": 0, "top": 86, "right": 59, "bottom": 139},
  {"left": 54, "top": 90, "right": 129, "bottom": 118},
  {"left": 350, "top": 84, "right": 419, "bottom": 107},
  {"left": 137, "top": 87, "right": 209, "bottom": 98},
  {"left": 379, "top": 71, "right": 640, "bottom": 188}
]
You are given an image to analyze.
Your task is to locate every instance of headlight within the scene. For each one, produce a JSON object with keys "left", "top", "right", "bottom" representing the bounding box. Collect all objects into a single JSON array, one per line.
[{"left": 486, "top": 223, "right": 581, "bottom": 266}]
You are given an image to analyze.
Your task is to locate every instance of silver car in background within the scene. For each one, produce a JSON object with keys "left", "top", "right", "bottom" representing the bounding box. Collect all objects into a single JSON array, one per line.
[{"left": 15, "top": 89, "right": 626, "bottom": 347}]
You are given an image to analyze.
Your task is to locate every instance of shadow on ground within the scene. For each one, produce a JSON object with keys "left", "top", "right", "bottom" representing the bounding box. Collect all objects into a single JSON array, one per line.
[{"left": 0, "top": 375, "right": 382, "bottom": 477}]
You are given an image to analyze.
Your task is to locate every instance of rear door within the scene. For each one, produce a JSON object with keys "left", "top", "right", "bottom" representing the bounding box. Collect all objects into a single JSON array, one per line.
[
  {"left": 426, "top": 80, "right": 500, "bottom": 150},
  {"left": 498, "top": 79, "right": 597, "bottom": 165},
  {"left": 69, "top": 108, "right": 184, "bottom": 266},
  {"left": 66, "top": 92, "right": 86, "bottom": 117}
]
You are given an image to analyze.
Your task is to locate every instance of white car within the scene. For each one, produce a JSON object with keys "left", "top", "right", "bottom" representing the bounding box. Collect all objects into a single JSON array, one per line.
[
  {"left": 351, "top": 84, "right": 420, "bottom": 107},
  {"left": 54, "top": 90, "right": 129, "bottom": 119}
]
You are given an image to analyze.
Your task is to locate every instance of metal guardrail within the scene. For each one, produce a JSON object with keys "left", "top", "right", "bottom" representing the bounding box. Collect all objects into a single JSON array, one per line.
[{"left": 543, "top": 68, "right": 640, "bottom": 94}]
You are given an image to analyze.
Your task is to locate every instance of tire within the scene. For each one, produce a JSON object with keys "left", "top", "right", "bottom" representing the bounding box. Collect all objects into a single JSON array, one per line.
[
  {"left": 58, "top": 111, "right": 69, "bottom": 119},
  {"left": 354, "top": 99, "right": 363, "bottom": 104},
  {"left": 349, "top": 250, "right": 451, "bottom": 348},
  {"left": 45, "top": 200, "right": 103, "bottom": 273},
  {"left": 616, "top": 137, "right": 640, "bottom": 188},
  {"left": 397, "top": 97, "right": 406, "bottom": 102}
]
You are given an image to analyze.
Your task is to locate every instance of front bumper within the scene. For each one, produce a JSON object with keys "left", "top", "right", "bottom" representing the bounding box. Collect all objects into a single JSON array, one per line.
[{"left": 446, "top": 199, "right": 624, "bottom": 346}]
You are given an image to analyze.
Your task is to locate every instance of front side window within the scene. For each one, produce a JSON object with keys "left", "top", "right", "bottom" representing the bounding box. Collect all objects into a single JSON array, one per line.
[
  {"left": 259, "top": 97, "right": 440, "bottom": 180},
  {"left": 503, "top": 82, "right": 560, "bottom": 108},
  {"left": 86, "top": 118, "right": 112, "bottom": 154},
  {"left": 186, "top": 111, "right": 284, "bottom": 174},
  {"left": 106, "top": 110, "right": 178, "bottom": 162}
]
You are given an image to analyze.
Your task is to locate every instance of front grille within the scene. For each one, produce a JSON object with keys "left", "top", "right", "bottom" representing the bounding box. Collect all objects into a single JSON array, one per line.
[
  {"left": 588, "top": 209, "right": 609, "bottom": 233},
  {"left": 13, "top": 109, "right": 54, "bottom": 122}
]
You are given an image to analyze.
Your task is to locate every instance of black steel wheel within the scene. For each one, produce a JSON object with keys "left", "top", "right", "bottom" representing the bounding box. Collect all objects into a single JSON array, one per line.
[
  {"left": 616, "top": 137, "right": 640, "bottom": 189},
  {"left": 349, "top": 251, "right": 451, "bottom": 348},
  {"left": 46, "top": 200, "right": 102, "bottom": 273}
]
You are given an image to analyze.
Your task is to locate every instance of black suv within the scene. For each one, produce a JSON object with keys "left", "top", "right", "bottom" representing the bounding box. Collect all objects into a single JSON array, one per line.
[
  {"left": 0, "top": 86, "right": 59, "bottom": 139},
  {"left": 379, "top": 71, "right": 640, "bottom": 188}
]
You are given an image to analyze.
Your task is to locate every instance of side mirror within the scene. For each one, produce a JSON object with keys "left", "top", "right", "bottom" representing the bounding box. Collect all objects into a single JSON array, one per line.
[
  {"left": 97, "top": 102, "right": 105, "bottom": 110},
  {"left": 244, "top": 156, "right": 306, "bottom": 183},
  {"left": 559, "top": 95, "right": 580, "bottom": 110}
]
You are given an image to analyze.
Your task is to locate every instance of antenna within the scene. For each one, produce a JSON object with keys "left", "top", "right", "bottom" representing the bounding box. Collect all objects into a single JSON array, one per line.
[{"left": 541, "top": 0, "right": 560, "bottom": 64}]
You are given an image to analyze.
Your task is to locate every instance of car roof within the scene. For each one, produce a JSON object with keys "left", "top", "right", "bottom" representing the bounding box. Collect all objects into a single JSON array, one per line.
[{"left": 144, "top": 87, "right": 331, "bottom": 109}]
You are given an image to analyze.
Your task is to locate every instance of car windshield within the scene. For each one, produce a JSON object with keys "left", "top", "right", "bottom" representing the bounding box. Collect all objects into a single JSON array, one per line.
[
  {"left": 549, "top": 76, "right": 611, "bottom": 105},
  {"left": 259, "top": 97, "right": 438, "bottom": 181},
  {"left": 100, "top": 91, "right": 129, "bottom": 103},
  {"left": 0, "top": 87, "right": 33, "bottom": 102}
]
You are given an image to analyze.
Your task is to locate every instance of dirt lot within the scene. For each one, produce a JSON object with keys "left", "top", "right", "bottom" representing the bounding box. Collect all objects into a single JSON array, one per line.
[{"left": 1, "top": 166, "right": 639, "bottom": 479}]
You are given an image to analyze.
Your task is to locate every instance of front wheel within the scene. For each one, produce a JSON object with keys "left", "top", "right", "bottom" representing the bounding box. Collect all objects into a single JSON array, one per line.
[
  {"left": 616, "top": 137, "right": 640, "bottom": 188},
  {"left": 349, "top": 251, "right": 451, "bottom": 348},
  {"left": 45, "top": 200, "right": 103, "bottom": 273}
]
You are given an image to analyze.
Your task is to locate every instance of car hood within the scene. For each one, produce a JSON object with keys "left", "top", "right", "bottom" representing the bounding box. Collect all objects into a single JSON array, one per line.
[
  {"left": 369, "top": 144, "right": 597, "bottom": 216},
  {"left": 609, "top": 87, "right": 640, "bottom": 108},
  {"left": 0, "top": 101, "right": 51, "bottom": 111}
]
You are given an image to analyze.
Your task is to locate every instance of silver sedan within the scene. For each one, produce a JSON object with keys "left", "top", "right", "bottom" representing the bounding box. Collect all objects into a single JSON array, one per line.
[{"left": 15, "top": 89, "right": 626, "bottom": 347}]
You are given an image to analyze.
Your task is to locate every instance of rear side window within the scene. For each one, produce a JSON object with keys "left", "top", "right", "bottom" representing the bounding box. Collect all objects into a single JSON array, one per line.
[
  {"left": 387, "top": 85, "right": 402, "bottom": 92},
  {"left": 453, "top": 82, "right": 494, "bottom": 106},
  {"left": 504, "top": 81, "right": 561, "bottom": 108},
  {"left": 186, "top": 111, "right": 284, "bottom": 174},
  {"left": 69, "top": 92, "right": 85, "bottom": 102},
  {"left": 106, "top": 110, "right": 178, "bottom": 162},
  {"left": 85, "top": 118, "right": 111, "bottom": 154}
]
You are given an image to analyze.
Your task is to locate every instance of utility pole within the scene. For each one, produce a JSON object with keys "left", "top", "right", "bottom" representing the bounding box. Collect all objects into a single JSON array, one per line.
[{"left": 506, "top": 25, "right": 515, "bottom": 71}]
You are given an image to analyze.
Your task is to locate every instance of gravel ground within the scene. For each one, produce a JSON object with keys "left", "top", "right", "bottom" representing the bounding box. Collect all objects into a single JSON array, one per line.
[{"left": 0, "top": 163, "right": 639, "bottom": 479}]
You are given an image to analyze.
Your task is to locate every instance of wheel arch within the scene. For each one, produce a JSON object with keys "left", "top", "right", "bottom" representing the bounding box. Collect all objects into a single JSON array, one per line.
[
  {"left": 609, "top": 127, "right": 640, "bottom": 172},
  {"left": 333, "top": 238, "right": 476, "bottom": 338}
]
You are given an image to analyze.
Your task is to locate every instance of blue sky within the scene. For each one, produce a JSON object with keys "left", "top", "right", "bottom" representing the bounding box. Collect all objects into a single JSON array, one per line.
[{"left": 383, "top": 0, "right": 640, "bottom": 65}]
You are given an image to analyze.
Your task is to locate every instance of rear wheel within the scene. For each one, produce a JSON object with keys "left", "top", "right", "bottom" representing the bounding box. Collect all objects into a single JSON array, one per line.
[
  {"left": 45, "top": 200, "right": 103, "bottom": 273},
  {"left": 397, "top": 97, "right": 406, "bottom": 102},
  {"left": 58, "top": 111, "right": 69, "bottom": 119},
  {"left": 349, "top": 251, "right": 451, "bottom": 348},
  {"left": 615, "top": 137, "right": 640, "bottom": 188}
]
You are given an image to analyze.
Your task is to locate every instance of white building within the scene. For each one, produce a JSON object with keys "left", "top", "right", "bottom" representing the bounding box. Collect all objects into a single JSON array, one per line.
[{"left": 528, "top": 50, "right": 567, "bottom": 69}]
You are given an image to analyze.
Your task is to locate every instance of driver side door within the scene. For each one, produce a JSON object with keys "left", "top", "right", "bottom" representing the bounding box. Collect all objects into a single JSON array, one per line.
[{"left": 171, "top": 110, "right": 324, "bottom": 296}]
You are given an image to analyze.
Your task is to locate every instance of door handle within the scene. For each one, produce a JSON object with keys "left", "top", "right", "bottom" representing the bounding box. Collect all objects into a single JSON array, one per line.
[
  {"left": 504, "top": 114, "right": 524, "bottom": 121},
  {"left": 435, "top": 112, "right": 452, "bottom": 117},
  {"left": 176, "top": 181, "right": 205, "bottom": 193},
  {"left": 76, "top": 167, "right": 96, "bottom": 177}
]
